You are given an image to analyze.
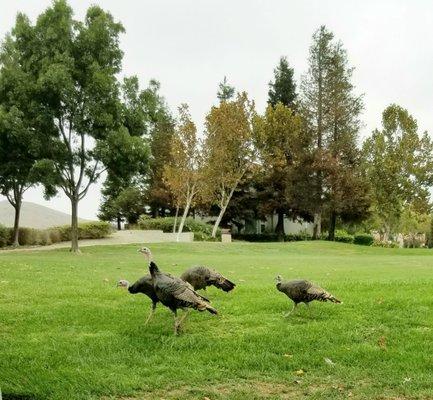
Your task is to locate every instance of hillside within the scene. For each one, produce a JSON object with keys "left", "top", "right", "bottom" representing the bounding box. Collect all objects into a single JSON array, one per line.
[{"left": 0, "top": 201, "right": 90, "bottom": 229}]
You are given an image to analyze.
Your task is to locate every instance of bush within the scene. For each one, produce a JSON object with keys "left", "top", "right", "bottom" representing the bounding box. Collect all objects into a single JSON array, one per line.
[
  {"left": 0, "top": 224, "right": 10, "bottom": 247},
  {"left": 233, "top": 233, "right": 281, "bottom": 242},
  {"left": 354, "top": 233, "right": 374, "bottom": 246},
  {"left": 232, "top": 232, "right": 313, "bottom": 242},
  {"left": 56, "top": 221, "right": 113, "bottom": 241},
  {"left": 372, "top": 240, "right": 399, "bottom": 248},
  {"left": 137, "top": 216, "right": 220, "bottom": 240},
  {"left": 334, "top": 229, "right": 354, "bottom": 244},
  {"left": 285, "top": 232, "right": 312, "bottom": 241}
]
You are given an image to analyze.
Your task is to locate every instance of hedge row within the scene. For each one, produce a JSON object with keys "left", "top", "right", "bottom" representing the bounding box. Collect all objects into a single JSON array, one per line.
[
  {"left": 233, "top": 231, "right": 375, "bottom": 245},
  {"left": 137, "top": 216, "right": 220, "bottom": 241},
  {"left": 0, "top": 221, "right": 112, "bottom": 248}
]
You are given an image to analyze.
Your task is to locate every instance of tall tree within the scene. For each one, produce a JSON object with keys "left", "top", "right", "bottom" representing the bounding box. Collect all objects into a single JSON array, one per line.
[
  {"left": 217, "top": 76, "right": 235, "bottom": 102},
  {"left": 163, "top": 104, "right": 201, "bottom": 240},
  {"left": 268, "top": 56, "right": 297, "bottom": 108},
  {"left": 261, "top": 57, "right": 299, "bottom": 235},
  {"left": 13, "top": 0, "right": 143, "bottom": 252},
  {"left": 0, "top": 19, "right": 53, "bottom": 246},
  {"left": 300, "top": 26, "right": 335, "bottom": 238},
  {"left": 253, "top": 103, "right": 308, "bottom": 236},
  {"left": 323, "top": 41, "right": 367, "bottom": 240},
  {"left": 99, "top": 77, "right": 162, "bottom": 227},
  {"left": 363, "top": 104, "right": 433, "bottom": 237},
  {"left": 202, "top": 92, "right": 255, "bottom": 238}
]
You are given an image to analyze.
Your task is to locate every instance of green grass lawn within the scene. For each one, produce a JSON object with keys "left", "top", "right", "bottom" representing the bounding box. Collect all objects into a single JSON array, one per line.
[{"left": 1, "top": 241, "right": 433, "bottom": 400}]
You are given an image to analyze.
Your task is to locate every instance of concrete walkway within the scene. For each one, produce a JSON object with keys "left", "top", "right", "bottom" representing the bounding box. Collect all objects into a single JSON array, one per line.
[{"left": 0, "top": 230, "right": 193, "bottom": 252}]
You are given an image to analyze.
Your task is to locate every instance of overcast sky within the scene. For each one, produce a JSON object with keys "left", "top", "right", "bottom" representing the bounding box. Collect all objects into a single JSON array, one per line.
[{"left": 1, "top": 0, "right": 432, "bottom": 219}]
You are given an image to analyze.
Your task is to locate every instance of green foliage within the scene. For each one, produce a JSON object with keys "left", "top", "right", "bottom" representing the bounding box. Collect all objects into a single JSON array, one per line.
[
  {"left": 353, "top": 234, "right": 374, "bottom": 246},
  {"left": 137, "top": 216, "right": 220, "bottom": 240},
  {"left": 372, "top": 240, "right": 399, "bottom": 248},
  {"left": 56, "top": 221, "right": 113, "bottom": 241},
  {"left": 268, "top": 56, "right": 297, "bottom": 107},
  {"left": 363, "top": 105, "right": 433, "bottom": 235},
  {"left": 216, "top": 76, "right": 235, "bottom": 102},
  {"left": 0, "top": 224, "right": 11, "bottom": 247},
  {"left": 233, "top": 232, "right": 312, "bottom": 242},
  {"left": 333, "top": 229, "right": 354, "bottom": 243}
]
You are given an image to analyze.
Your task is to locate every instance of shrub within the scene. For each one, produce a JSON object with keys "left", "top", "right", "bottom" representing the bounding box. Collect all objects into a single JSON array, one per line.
[
  {"left": 372, "top": 240, "right": 399, "bottom": 248},
  {"left": 403, "top": 236, "right": 425, "bottom": 248},
  {"left": 137, "top": 216, "right": 220, "bottom": 240},
  {"left": 285, "top": 232, "right": 312, "bottom": 241},
  {"left": 0, "top": 224, "right": 10, "bottom": 247},
  {"left": 233, "top": 233, "right": 280, "bottom": 242},
  {"left": 354, "top": 234, "right": 374, "bottom": 246},
  {"left": 56, "top": 221, "right": 113, "bottom": 241},
  {"left": 334, "top": 229, "right": 354, "bottom": 244},
  {"left": 18, "top": 228, "right": 40, "bottom": 246}
]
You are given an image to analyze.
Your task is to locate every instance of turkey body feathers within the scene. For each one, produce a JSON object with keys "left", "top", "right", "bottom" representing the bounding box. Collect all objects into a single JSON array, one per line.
[
  {"left": 150, "top": 262, "right": 217, "bottom": 314},
  {"left": 127, "top": 274, "right": 159, "bottom": 304},
  {"left": 181, "top": 266, "right": 236, "bottom": 292},
  {"left": 277, "top": 279, "right": 341, "bottom": 304}
]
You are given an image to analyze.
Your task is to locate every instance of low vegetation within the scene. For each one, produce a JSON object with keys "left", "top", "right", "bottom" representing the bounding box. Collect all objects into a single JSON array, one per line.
[
  {"left": 0, "top": 221, "right": 112, "bottom": 248},
  {"left": 137, "top": 216, "right": 220, "bottom": 241},
  {"left": 1, "top": 241, "right": 432, "bottom": 399}
]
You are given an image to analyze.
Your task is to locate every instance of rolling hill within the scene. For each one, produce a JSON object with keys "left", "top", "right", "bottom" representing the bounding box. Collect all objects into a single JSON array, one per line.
[{"left": 0, "top": 201, "right": 90, "bottom": 229}]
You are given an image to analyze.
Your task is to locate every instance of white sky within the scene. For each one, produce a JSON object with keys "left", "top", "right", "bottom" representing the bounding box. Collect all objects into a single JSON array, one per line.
[{"left": 1, "top": 0, "right": 432, "bottom": 219}]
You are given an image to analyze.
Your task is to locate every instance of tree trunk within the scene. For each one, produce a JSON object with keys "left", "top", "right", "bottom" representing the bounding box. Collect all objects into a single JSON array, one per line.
[
  {"left": 313, "top": 212, "right": 322, "bottom": 240},
  {"left": 117, "top": 215, "right": 122, "bottom": 230},
  {"left": 327, "top": 211, "right": 336, "bottom": 241},
  {"left": 177, "top": 198, "right": 192, "bottom": 242},
  {"left": 173, "top": 205, "right": 179, "bottom": 233},
  {"left": 212, "top": 208, "right": 225, "bottom": 238},
  {"left": 12, "top": 199, "right": 22, "bottom": 247},
  {"left": 70, "top": 195, "right": 80, "bottom": 253},
  {"left": 275, "top": 209, "right": 285, "bottom": 239}
]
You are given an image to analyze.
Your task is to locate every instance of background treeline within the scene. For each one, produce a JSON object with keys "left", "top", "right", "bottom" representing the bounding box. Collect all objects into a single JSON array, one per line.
[{"left": 1, "top": 1, "right": 433, "bottom": 251}]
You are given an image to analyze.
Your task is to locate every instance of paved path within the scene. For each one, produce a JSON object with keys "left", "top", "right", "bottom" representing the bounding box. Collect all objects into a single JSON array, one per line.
[{"left": 0, "top": 230, "right": 193, "bottom": 252}]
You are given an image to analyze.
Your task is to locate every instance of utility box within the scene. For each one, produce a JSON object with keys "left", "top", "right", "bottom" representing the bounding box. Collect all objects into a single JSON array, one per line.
[{"left": 221, "top": 229, "right": 232, "bottom": 243}]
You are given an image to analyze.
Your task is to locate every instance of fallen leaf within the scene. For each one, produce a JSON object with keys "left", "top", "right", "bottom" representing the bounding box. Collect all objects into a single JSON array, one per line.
[
  {"left": 283, "top": 353, "right": 293, "bottom": 358},
  {"left": 295, "top": 369, "right": 305, "bottom": 376},
  {"left": 378, "top": 335, "right": 387, "bottom": 350},
  {"left": 103, "top": 278, "right": 109, "bottom": 283},
  {"left": 324, "top": 357, "right": 335, "bottom": 366},
  {"left": 403, "top": 377, "right": 412, "bottom": 384},
  {"left": 293, "top": 379, "right": 301, "bottom": 384}
]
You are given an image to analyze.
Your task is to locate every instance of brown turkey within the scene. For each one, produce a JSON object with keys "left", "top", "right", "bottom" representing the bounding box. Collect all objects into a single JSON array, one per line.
[
  {"left": 117, "top": 275, "right": 159, "bottom": 325},
  {"left": 138, "top": 247, "right": 218, "bottom": 335},
  {"left": 275, "top": 275, "right": 341, "bottom": 316},
  {"left": 180, "top": 266, "right": 235, "bottom": 292}
]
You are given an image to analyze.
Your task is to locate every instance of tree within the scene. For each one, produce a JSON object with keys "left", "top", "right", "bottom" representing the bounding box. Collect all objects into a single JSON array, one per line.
[
  {"left": 163, "top": 104, "right": 201, "bottom": 240},
  {"left": 253, "top": 103, "right": 308, "bottom": 236},
  {"left": 12, "top": 0, "right": 144, "bottom": 252},
  {"left": 363, "top": 104, "right": 433, "bottom": 237},
  {"left": 99, "top": 77, "right": 163, "bottom": 227},
  {"left": 322, "top": 41, "right": 367, "bottom": 240},
  {"left": 300, "top": 25, "right": 368, "bottom": 240},
  {"left": 268, "top": 56, "right": 297, "bottom": 108},
  {"left": 0, "top": 20, "right": 53, "bottom": 246},
  {"left": 217, "top": 76, "right": 235, "bottom": 102},
  {"left": 300, "top": 26, "right": 335, "bottom": 238},
  {"left": 202, "top": 93, "right": 255, "bottom": 238}
]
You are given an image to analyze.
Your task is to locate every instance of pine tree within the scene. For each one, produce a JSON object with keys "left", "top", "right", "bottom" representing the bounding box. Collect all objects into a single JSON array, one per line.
[{"left": 268, "top": 56, "right": 297, "bottom": 108}]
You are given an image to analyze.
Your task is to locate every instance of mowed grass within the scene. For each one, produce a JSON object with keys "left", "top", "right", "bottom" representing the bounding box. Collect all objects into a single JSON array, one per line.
[{"left": 1, "top": 241, "right": 433, "bottom": 400}]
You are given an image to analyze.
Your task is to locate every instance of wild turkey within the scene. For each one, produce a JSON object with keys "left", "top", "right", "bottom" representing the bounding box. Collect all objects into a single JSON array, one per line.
[
  {"left": 275, "top": 275, "right": 341, "bottom": 316},
  {"left": 138, "top": 247, "right": 218, "bottom": 334},
  {"left": 117, "top": 275, "right": 159, "bottom": 325},
  {"left": 181, "top": 266, "right": 236, "bottom": 292}
]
